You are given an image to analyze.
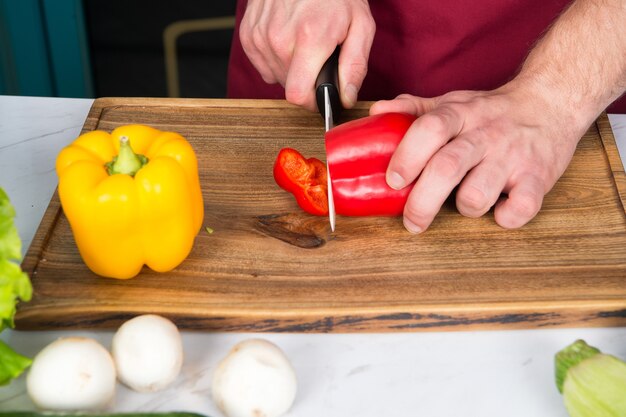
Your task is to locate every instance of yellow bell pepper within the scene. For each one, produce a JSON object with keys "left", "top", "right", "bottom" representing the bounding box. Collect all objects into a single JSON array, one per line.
[{"left": 55, "top": 124, "right": 204, "bottom": 279}]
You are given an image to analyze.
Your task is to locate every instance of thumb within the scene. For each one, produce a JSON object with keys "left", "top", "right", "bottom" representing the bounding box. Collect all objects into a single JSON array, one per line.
[
  {"left": 338, "top": 15, "right": 375, "bottom": 108},
  {"left": 370, "top": 94, "right": 437, "bottom": 116}
]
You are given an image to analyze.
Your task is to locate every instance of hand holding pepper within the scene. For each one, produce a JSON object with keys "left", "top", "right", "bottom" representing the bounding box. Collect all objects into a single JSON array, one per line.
[
  {"left": 369, "top": 88, "right": 585, "bottom": 234},
  {"left": 274, "top": 91, "right": 583, "bottom": 236}
]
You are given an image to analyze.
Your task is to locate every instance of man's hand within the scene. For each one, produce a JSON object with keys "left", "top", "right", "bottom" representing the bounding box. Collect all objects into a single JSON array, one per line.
[
  {"left": 369, "top": 87, "right": 587, "bottom": 233},
  {"left": 239, "top": 0, "right": 375, "bottom": 111},
  {"left": 371, "top": 0, "right": 626, "bottom": 234}
]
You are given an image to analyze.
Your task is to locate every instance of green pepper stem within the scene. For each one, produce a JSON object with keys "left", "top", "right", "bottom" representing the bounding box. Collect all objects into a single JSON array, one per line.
[
  {"left": 555, "top": 339, "right": 601, "bottom": 393},
  {"left": 105, "top": 136, "right": 148, "bottom": 176}
]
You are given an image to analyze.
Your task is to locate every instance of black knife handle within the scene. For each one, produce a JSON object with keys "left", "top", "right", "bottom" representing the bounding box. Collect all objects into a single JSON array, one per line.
[{"left": 315, "top": 46, "right": 342, "bottom": 123}]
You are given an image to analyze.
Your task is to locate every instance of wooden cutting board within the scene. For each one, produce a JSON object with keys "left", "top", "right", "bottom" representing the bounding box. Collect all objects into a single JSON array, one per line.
[{"left": 15, "top": 98, "right": 626, "bottom": 332}]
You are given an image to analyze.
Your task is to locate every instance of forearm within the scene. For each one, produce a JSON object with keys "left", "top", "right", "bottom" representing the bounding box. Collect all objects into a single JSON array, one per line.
[{"left": 511, "top": 0, "right": 626, "bottom": 134}]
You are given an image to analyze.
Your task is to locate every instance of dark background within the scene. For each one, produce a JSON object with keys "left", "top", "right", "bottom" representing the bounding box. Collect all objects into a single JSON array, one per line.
[{"left": 84, "top": 0, "right": 237, "bottom": 98}]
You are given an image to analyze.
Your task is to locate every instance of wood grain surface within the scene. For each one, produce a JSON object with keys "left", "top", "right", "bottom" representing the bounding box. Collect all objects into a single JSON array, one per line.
[{"left": 15, "top": 98, "right": 626, "bottom": 332}]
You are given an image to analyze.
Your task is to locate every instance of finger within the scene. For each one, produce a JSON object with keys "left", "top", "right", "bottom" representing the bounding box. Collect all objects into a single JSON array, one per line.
[
  {"left": 494, "top": 174, "right": 545, "bottom": 229},
  {"left": 456, "top": 159, "right": 510, "bottom": 218},
  {"left": 337, "top": 14, "right": 376, "bottom": 108},
  {"left": 239, "top": 0, "right": 277, "bottom": 83},
  {"left": 285, "top": 43, "right": 336, "bottom": 111},
  {"left": 243, "top": 0, "right": 264, "bottom": 22},
  {"left": 402, "top": 134, "right": 487, "bottom": 234},
  {"left": 243, "top": 34, "right": 281, "bottom": 84},
  {"left": 257, "top": 2, "right": 291, "bottom": 84},
  {"left": 240, "top": 26, "right": 278, "bottom": 85},
  {"left": 370, "top": 94, "right": 436, "bottom": 116},
  {"left": 386, "top": 105, "right": 464, "bottom": 190}
]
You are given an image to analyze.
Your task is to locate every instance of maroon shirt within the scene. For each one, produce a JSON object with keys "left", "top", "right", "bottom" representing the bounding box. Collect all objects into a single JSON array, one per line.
[{"left": 227, "top": 0, "right": 625, "bottom": 113}]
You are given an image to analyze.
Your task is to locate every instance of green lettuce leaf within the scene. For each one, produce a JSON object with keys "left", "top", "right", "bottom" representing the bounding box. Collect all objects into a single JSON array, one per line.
[
  {"left": 0, "top": 187, "right": 33, "bottom": 384},
  {"left": 0, "top": 188, "right": 22, "bottom": 262},
  {"left": 0, "top": 340, "right": 32, "bottom": 385},
  {"left": 0, "top": 259, "right": 32, "bottom": 331}
]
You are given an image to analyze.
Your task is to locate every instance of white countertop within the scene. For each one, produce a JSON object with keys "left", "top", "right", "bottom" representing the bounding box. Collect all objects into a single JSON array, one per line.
[{"left": 1, "top": 95, "right": 625, "bottom": 416}]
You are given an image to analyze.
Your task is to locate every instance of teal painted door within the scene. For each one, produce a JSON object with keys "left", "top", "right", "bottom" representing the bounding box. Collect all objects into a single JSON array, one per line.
[{"left": 0, "top": 0, "right": 93, "bottom": 97}]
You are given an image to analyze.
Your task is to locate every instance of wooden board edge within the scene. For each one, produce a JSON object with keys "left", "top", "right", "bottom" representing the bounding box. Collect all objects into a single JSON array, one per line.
[
  {"left": 14, "top": 300, "right": 626, "bottom": 333},
  {"left": 21, "top": 189, "right": 63, "bottom": 278},
  {"left": 82, "top": 97, "right": 374, "bottom": 117},
  {"left": 81, "top": 98, "right": 108, "bottom": 133},
  {"left": 597, "top": 112, "right": 626, "bottom": 215}
]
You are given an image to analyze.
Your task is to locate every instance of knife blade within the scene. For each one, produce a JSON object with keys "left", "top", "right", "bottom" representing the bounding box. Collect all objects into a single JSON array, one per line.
[
  {"left": 323, "top": 87, "right": 336, "bottom": 232},
  {"left": 315, "top": 47, "right": 341, "bottom": 232}
]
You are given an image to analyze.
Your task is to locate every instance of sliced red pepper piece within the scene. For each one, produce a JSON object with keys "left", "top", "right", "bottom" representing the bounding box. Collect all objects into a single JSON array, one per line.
[{"left": 273, "top": 148, "right": 329, "bottom": 216}]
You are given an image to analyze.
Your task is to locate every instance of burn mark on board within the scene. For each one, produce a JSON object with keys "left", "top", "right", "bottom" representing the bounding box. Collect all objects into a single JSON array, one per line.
[
  {"left": 389, "top": 312, "right": 561, "bottom": 330},
  {"left": 254, "top": 213, "right": 330, "bottom": 248},
  {"left": 29, "top": 309, "right": 626, "bottom": 333},
  {"left": 596, "top": 309, "right": 626, "bottom": 319},
  {"left": 230, "top": 312, "right": 564, "bottom": 332}
]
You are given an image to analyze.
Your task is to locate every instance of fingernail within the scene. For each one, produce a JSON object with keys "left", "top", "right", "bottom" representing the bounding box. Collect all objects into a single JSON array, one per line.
[
  {"left": 403, "top": 218, "right": 422, "bottom": 234},
  {"left": 344, "top": 84, "right": 358, "bottom": 108},
  {"left": 387, "top": 171, "right": 406, "bottom": 190}
]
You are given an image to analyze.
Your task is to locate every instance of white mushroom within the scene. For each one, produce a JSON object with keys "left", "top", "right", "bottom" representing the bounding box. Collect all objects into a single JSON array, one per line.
[
  {"left": 111, "top": 314, "right": 183, "bottom": 392},
  {"left": 26, "top": 337, "right": 116, "bottom": 411},
  {"left": 212, "top": 338, "right": 297, "bottom": 417}
]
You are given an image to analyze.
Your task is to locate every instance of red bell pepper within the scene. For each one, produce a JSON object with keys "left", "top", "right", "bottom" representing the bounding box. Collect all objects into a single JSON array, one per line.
[
  {"left": 325, "top": 112, "right": 417, "bottom": 216},
  {"left": 273, "top": 148, "right": 329, "bottom": 216},
  {"left": 273, "top": 112, "right": 416, "bottom": 217}
]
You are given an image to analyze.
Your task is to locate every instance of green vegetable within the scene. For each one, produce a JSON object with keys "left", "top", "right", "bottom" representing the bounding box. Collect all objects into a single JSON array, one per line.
[
  {"left": 0, "top": 187, "right": 33, "bottom": 385},
  {"left": 555, "top": 339, "right": 626, "bottom": 417},
  {"left": 0, "top": 413, "right": 208, "bottom": 417}
]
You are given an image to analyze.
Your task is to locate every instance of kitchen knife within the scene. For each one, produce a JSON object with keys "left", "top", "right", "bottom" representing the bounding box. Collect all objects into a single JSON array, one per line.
[{"left": 315, "top": 47, "right": 342, "bottom": 232}]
